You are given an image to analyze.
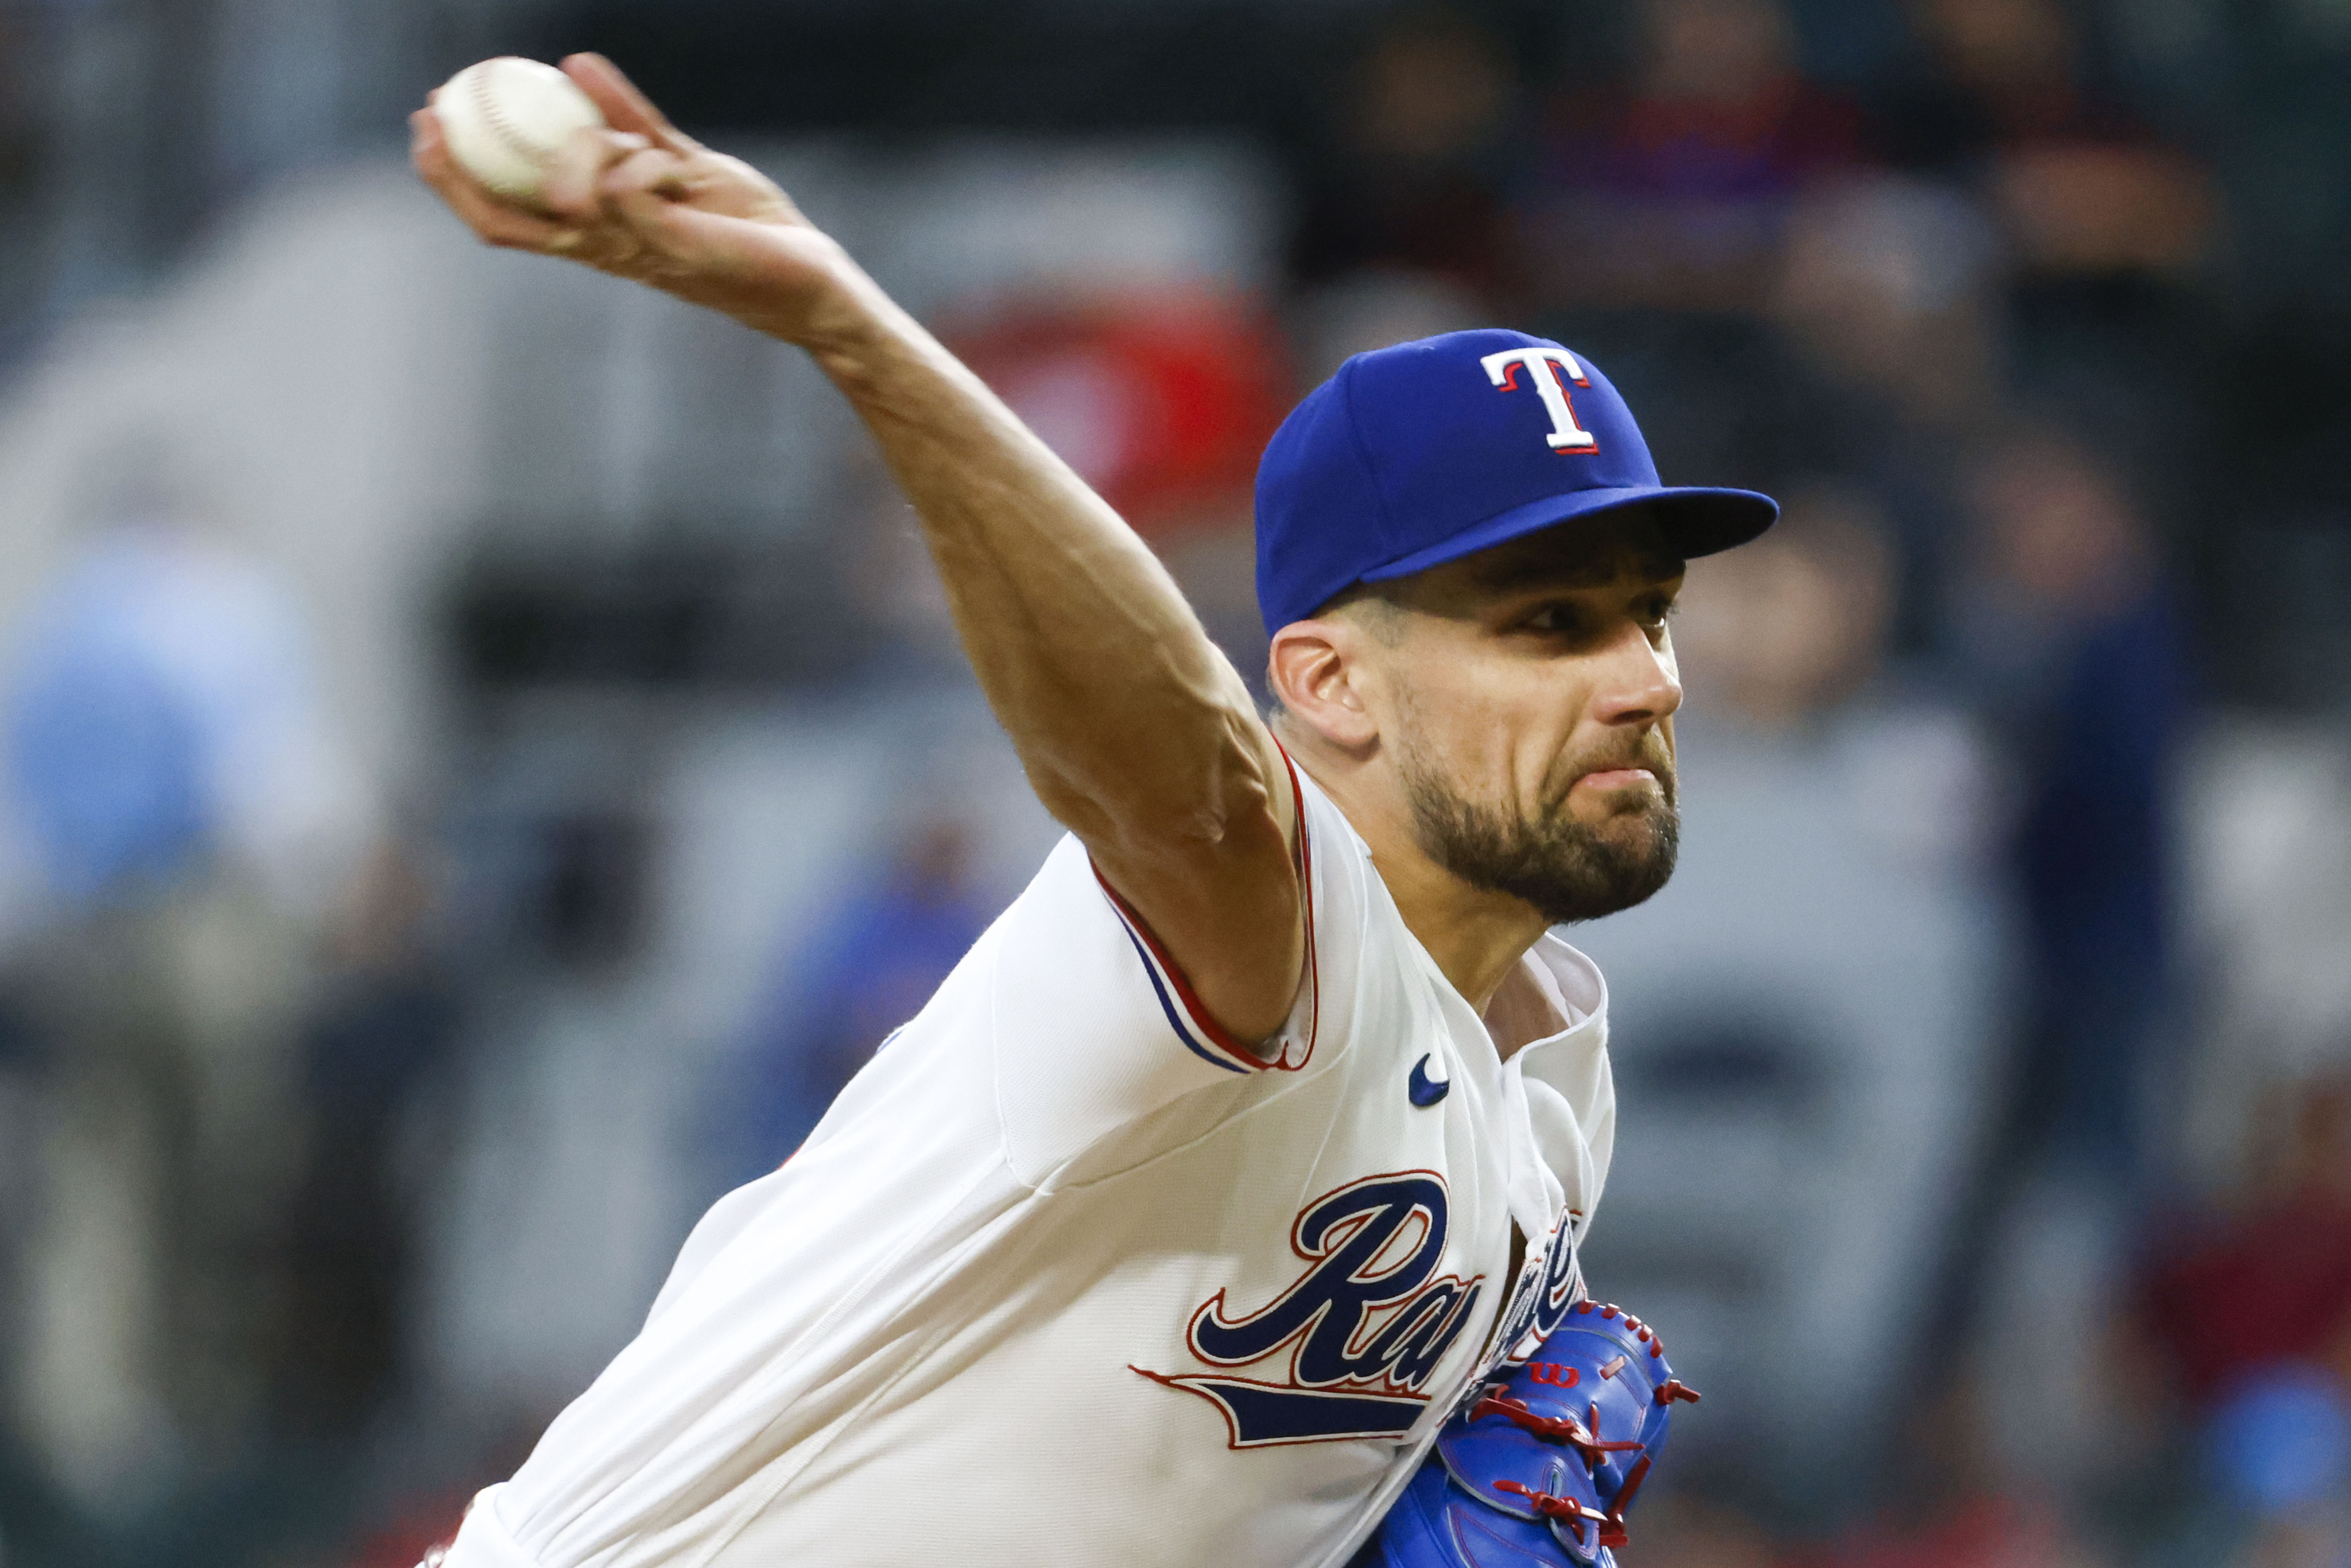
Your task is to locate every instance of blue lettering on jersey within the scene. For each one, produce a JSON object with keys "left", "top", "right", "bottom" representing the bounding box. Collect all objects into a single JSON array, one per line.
[
  {"left": 1134, "top": 1172, "right": 1487, "bottom": 1446},
  {"left": 1442, "top": 1202, "right": 1586, "bottom": 1425}
]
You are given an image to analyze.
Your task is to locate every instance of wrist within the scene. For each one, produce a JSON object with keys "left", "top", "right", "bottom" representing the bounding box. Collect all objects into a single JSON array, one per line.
[
  {"left": 734, "top": 231, "right": 895, "bottom": 354},
  {"left": 793, "top": 267, "right": 933, "bottom": 390}
]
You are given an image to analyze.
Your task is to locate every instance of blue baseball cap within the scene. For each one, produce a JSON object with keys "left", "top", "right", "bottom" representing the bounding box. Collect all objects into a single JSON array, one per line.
[{"left": 1255, "top": 329, "right": 1779, "bottom": 633}]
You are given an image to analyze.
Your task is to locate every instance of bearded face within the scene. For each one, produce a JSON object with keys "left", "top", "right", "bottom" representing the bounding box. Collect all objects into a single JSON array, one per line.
[
  {"left": 1392, "top": 700, "right": 1681, "bottom": 927},
  {"left": 1282, "top": 509, "right": 1691, "bottom": 932}
]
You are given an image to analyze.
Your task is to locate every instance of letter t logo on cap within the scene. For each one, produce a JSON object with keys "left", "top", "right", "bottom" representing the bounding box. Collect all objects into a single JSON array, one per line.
[{"left": 1481, "top": 347, "right": 1600, "bottom": 454}]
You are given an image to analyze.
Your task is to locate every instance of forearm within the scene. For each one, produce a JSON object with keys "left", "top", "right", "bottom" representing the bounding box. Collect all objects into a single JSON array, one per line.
[{"left": 792, "top": 265, "right": 1282, "bottom": 851}]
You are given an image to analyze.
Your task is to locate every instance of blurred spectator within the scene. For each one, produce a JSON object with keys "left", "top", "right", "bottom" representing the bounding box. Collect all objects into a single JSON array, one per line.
[
  {"left": 1671, "top": 480, "right": 1896, "bottom": 727},
  {"left": 1289, "top": 7, "right": 1523, "bottom": 305},
  {"left": 1956, "top": 429, "right": 2187, "bottom": 1198},
  {"left": 1873, "top": 0, "right": 2220, "bottom": 469},
  {"left": 1911, "top": 430, "right": 2187, "bottom": 1530},
  {"left": 1762, "top": 173, "right": 2005, "bottom": 650},
  {"left": 1669, "top": 475, "right": 2001, "bottom": 867},
  {"left": 3, "top": 506, "right": 375, "bottom": 916},
  {"left": 2140, "top": 1076, "right": 2351, "bottom": 1412},
  {"left": 0, "top": 493, "right": 373, "bottom": 1523},
  {"left": 272, "top": 842, "right": 459, "bottom": 1442},
  {"left": 1518, "top": 0, "right": 1865, "bottom": 314},
  {"left": 1770, "top": 176, "right": 2004, "bottom": 437},
  {"left": 1872, "top": 0, "right": 2215, "bottom": 282},
  {"left": 2097, "top": 1073, "right": 2351, "bottom": 1566},
  {"left": 728, "top": 818, "right": 995, "bottom": 1178}
]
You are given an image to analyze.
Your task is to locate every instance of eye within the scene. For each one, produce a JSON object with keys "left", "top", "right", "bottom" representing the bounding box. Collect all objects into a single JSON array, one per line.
[
  {"left": 1636, "top": 593, "right": 1679, "bottom": 629},
  {"left": 1522, "top": 603, "right": 1584, "bottom": 635}
]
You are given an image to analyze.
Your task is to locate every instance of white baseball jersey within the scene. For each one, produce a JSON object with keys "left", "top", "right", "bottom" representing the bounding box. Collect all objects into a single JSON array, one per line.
[{"left": 443, "top": 762, "right": 1616, "bottom": 1568}]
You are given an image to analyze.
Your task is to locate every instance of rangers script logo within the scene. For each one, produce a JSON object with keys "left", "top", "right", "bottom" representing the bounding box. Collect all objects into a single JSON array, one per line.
[{"left": 1134, "top": 1172, "right": 1488, "bottom": 1446}]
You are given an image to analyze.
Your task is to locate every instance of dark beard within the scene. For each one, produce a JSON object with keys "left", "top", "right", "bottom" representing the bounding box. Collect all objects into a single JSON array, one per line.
[{"left": 1398, "top": 742, "right": 1680, "bottom": 927}]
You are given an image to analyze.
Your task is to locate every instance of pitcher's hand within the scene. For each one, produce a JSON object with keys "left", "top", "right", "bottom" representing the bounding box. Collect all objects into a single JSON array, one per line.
[{"left": 411, "top": 53, "right": 870, "bottom": 346}]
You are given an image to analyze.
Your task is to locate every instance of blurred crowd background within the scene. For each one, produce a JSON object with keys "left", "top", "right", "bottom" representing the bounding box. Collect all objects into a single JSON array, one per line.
[{"left": 0, "top": 0, "right": 2346, "bottom": 1564}]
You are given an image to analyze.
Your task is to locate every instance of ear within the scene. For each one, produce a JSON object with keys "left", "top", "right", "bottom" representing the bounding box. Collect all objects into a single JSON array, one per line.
[{"left": 1268, "top": 617, "right": 1382, "bottom": 752}]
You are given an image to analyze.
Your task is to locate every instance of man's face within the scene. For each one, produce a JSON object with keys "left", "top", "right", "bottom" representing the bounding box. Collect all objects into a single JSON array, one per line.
[{"left": 1351, "top": 510, "right": 1687, "bottom": 926}]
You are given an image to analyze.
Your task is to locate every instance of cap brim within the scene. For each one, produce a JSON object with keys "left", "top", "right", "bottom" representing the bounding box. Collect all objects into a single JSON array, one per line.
[{"left": 1359, "top": 483, "right": 1779, "bottom": 585}]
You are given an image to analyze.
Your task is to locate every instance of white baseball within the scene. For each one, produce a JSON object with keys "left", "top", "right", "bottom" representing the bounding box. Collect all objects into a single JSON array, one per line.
[{"left": 434, "top": 57, "right": 608, "bottom": 205}]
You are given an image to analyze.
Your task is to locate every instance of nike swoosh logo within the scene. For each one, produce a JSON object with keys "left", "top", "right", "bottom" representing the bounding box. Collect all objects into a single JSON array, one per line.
[{"left": 1408, "top": 1053, "right": 1449, "bottom": 1107}]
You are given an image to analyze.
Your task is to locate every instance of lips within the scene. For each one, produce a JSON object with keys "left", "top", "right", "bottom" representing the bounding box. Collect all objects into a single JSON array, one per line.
[{"left": 1559, "top": 744, "right": 1677, "bottom": 807}]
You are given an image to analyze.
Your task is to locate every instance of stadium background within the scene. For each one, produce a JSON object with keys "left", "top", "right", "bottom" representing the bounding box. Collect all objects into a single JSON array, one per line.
[{"left": 0, "top": 0, "right": 2348, "bottom": 1562}]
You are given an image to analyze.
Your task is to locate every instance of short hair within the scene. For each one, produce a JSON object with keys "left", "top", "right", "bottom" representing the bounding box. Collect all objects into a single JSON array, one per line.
[{"left": 1309, "top": 581, "right": 1408, "bottom": 646}]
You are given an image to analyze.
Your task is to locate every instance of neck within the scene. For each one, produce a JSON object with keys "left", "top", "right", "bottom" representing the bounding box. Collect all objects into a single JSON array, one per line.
[{"left": 1281, "top": 723, "right": 1553, "bottom": 1025}]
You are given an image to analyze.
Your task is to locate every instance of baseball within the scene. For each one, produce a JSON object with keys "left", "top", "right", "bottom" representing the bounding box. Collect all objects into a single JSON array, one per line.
[{"left": 433, "top": 57, "right": 607, "bottom": 205}]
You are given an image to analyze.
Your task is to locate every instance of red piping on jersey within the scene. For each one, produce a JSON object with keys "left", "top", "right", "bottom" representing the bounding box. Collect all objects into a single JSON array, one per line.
[
  {"left": 1275, "top": 739, "right": 1321, "bottom": 1065},
  {"left": 1089, "top": 742, "right": 1320, "bottom": 1073}
]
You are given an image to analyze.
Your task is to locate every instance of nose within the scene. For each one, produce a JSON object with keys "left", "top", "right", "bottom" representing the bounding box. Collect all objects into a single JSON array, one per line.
[{"left": 1591, "top": 620, "right": 1683, "bottom": 728}]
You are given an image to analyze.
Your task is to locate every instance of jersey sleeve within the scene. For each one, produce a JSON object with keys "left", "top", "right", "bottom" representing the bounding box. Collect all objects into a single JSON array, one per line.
[{"left": 988, "top": 758, "right": 1383, "bottom": 1188}]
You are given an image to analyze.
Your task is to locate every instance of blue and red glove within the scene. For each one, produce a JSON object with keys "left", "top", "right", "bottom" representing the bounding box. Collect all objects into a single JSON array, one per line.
[{"left": 1360, "top": 1301, "right": 1701, "bottom": 1568}]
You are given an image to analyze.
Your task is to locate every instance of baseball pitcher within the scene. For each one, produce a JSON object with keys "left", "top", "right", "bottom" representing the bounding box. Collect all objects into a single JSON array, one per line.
[{"left": 412, "top": 53, "right": 1774, "bottom": 1568}]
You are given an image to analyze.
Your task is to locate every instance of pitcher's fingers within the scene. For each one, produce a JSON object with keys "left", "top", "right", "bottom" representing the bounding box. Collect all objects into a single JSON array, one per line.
[
  {"left": 601, "top": 150, "right": 716, "bottom": 262},
  {"left": 563, "top": 53, "right": 700, "bottom": 153},
  {"left": 412, "top": 117, "right": 574, "bottom": 251},
  {"left": 604, "top": 180, "right": 743, "bottom": 271},
  {"left": 541, "top": 127, "right": 652, "bottom": 222},
  {"left": 599, "top": 145, "right": 696, "bottom": 203}
]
